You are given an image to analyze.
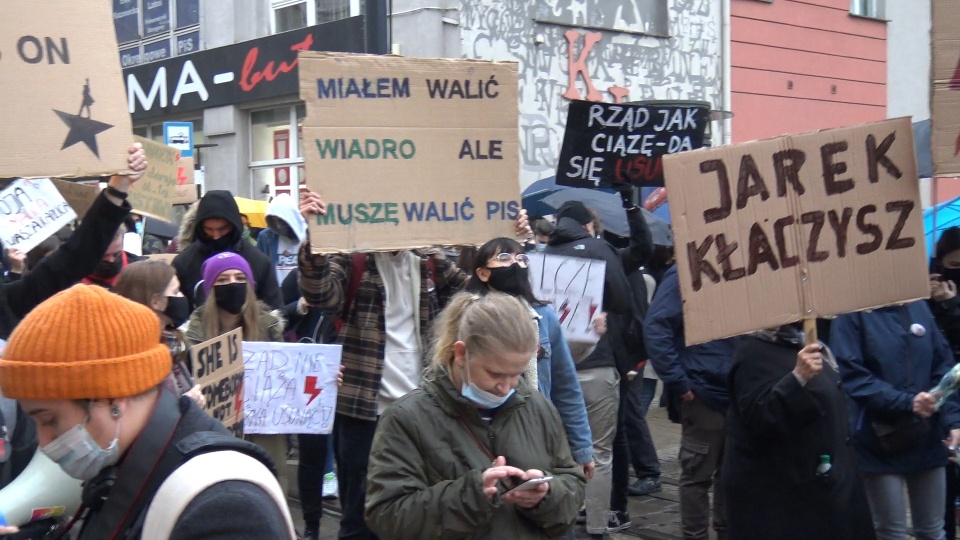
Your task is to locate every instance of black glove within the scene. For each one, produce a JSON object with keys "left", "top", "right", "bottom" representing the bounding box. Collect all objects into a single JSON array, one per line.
[{"left": 613, "top": 181, "right": 636, "bottom": 209}]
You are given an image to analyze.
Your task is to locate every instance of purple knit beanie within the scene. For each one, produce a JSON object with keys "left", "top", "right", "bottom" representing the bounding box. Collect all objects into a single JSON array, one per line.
[{"left": 201, "top": 252, "right": 255, "bottom": 297}]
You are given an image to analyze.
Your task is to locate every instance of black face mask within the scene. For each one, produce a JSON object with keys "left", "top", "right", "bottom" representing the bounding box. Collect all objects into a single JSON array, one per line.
[
  {"left": 214, "top": 283, "right": 247, "bottom": 315},
  {"left": 94, "top": 256, "right": 123, "bottom": 279},
  {"left": 942, "top": 267, "right": 960, "bottom": 286},
  {"left": 162, "top": 296, "right": 190, "bottom": 327},
  {"left": 203, "top": 234, "right": 236, "bottom": 253},
  {"left": 485, "top": 263, "right": 528, "bottom": 297},
  {"left": 270, "top": 221, "right": 297, "bottom": 240}
]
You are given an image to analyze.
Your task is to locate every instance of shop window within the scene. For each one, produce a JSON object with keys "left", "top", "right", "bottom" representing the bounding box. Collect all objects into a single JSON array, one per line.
[
  {"left": 251, "top": 105, "right": 306, "bottom": 199},
  {"left": 851, "top": 0, "right": 885, "bottom": 19},
  {"left": 275, "top": 2, "right": 309, "bottom": 32}
]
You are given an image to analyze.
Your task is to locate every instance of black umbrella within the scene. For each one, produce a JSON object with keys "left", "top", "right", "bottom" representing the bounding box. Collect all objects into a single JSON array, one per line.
[
  {"left": 541, "top": 188, "right": 673, "bottom": 246},
  {"left": 143, "top": 217, "right": 179, "bottom": 240}
]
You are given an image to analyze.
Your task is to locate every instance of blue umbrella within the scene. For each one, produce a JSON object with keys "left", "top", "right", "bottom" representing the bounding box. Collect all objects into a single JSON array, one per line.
[
  {"left": 522, "top": 176, "right": 561, "bottom": 218},
  {"left": 924, "top": 195, "right": 960, "bottom": 255}
]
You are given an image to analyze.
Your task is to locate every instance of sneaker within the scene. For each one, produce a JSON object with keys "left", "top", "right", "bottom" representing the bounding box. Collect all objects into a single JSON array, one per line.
[
  {"left": 322, "top": 472, "right": 338, "bottom": 499},
  {"left": 628, "top": 477, "right": 662, "bottom": 496},
  {"left": 576, "top": 507, "right": 586, "bottom": 524},
  {"left": 606, "top": 510, "right": 631, "bottom": 533}
]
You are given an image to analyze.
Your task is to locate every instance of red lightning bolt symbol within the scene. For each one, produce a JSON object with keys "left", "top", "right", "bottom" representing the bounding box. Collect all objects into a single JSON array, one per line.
[{"left": 304, "top": 376, "right": 323, "bottom": 406}]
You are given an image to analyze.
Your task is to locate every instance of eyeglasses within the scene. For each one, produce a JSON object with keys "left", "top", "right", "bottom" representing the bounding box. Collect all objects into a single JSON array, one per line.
[{"left": 491, "top": 253, "right": 530, "bottom": 267}]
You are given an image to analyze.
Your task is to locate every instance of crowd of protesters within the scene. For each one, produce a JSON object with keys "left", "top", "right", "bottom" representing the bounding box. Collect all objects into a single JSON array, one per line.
[{"left": 0, "top": 139, "right": 959, "bottom": 540}]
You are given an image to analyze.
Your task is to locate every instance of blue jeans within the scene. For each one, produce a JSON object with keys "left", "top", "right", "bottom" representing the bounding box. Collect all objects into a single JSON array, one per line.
[
  {"left": 334, "top": 413, "right": 379, "bottom": 540},
  {"left": 863, "top": 467, "right": 947, "bottom": 540}
]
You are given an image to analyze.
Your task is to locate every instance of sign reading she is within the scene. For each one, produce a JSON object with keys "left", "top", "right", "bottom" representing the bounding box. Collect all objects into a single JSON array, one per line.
[
  {"left": 0, "top": 179, "right": 78, "bottom": 253},
  {"left": 243, "top": 342, "right": 342, "bottom": 435},
  {"left": 527, "top": 253, "right": 606, "bottom": 344},
  {"left": 557, "top": 100, "right": 709, "bottom": 188},
  {"left": 191, "top": 328, "right": 245, "bottom": 437},
  {"left": 663, "top": 118, "right": 928, "bottom": 346},
  {"left": 0, "top": 1, "right": 132, "bottom": 177},
  {"left": 299, "top": 53, "right": 521, "bottom": 253}
]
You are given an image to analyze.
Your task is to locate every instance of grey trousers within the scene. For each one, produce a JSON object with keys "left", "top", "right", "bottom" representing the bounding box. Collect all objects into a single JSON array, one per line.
[
  {"left": 578, "top": 366, "right": 620, "bottom": 534},
  {"left": 863, "top": 467, "right": 946, "bottom": 540},
  {"left": 679, "top": 398, "right": 727, "bottom": 540}
]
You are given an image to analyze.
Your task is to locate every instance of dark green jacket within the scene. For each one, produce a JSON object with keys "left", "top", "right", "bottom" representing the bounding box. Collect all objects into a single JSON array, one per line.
[{"left": 365, "top": 371, "right": 585, "bottom": 539}]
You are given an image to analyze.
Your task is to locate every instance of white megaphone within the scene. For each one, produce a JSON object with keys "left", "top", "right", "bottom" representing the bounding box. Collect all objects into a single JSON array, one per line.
[{"left": 0, "top": 449, "right": 82, "bottom": 527}]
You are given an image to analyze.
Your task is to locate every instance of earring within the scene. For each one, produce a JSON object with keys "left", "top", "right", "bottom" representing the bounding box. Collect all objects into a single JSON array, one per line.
[{"left": 110, "top": 406, "right": 120, "bottom": 418}]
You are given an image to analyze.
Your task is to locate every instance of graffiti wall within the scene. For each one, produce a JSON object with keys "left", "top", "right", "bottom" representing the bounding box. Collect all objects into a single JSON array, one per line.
[{"left": 460, "top": 0, "right": 723, "bottom": 191}]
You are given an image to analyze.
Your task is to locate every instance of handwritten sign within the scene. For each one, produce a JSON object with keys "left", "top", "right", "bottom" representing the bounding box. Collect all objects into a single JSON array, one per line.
[
  {"left": 190, "top": 328, "right": 244, "bottom": 437},
  {"left": 242, "top": 342, "right": 342, "bottom": 435},
  {"left": 0, "top": 179, "right": 78, "bottom": 253},
  {"left": 556, "top": 100, "right": 710, "bottom": 188},
  {"left": 663, "top": 118, "right": 928, "bottom": 345},
  {"left": 129, "top": 137, "right": 179, "bottom": 222},
  {"left": 931, "top": 0, "right": 960, "bottom": 177},
  {"left": 528, "top": 253, "right": 606, "bottom": 344},
  {"left": 0, "top": 1, "right": 132, "bottom": 178},
  {"left": 51, "top": 179, "right": 100, "bottom": 218},
  {"left": 299, "top": 53, "right": 520, "bottom": 253}
]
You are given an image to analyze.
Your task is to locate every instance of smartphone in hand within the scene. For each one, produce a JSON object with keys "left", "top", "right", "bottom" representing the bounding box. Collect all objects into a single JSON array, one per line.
[{"left": 504, "top": 476, "right": 553, "bottom": 494}]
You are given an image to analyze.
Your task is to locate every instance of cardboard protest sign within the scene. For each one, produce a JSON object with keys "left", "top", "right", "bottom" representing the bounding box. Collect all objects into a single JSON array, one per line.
[
  {"left": 129, "top": 137, "right": 179, "bottom": 222},
  {"left": 299, "top": 53, "right": 520, "bottom": 253},
  {"left": 556, "top": 100, "right": 710, "bottom": 188},
  {"left": 190, "top": 328, "right": 244, "bottom": 437},
  {"left": 50, "top": 179, "right": 99, "bottom": 217},
  {"left": 0, "top": 2, "right": 132, "bottom": 178},
  {"left": 663, "top": 118, "right": 928, "bottom": 346},
  {"left": 528, "top": 253, "right": 606, "bottom": 344},
  {"left": 0, "top": 178, "right": 78, "bottom": 253},
  {"left": 242, "top": 342, "right": 342, "bottom": 435},
  {"left": 931, "top": 0, "right": 960, "bottom": 177},
  {"left": 146, "top": 253, "right": 176, "bottom": 265}
]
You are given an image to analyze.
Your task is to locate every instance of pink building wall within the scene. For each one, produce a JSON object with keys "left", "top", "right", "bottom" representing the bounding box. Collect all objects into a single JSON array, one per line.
[{"left": 731, "top": 0, "right": 887, "bottom": 143}]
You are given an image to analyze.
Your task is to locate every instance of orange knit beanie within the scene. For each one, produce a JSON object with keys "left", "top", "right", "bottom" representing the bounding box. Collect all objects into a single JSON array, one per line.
[{"left": 0, "top": 284, "right": 171, "bottom": 399}]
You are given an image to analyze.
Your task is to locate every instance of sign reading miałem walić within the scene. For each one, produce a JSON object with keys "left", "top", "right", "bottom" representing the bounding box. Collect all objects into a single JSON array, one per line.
[
  {"left": 664, "top": 118, "right": 928, "bottom": 346},
  {"left": 299, "top": 53, "right": 521, "bottom": 253}
]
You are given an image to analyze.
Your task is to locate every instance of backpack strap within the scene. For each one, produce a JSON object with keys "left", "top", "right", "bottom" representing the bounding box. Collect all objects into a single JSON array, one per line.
[{"left": 140, "top": 450, "right": 295, "bottom": 540}]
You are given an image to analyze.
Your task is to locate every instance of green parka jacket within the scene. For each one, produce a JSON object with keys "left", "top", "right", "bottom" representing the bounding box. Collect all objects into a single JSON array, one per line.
[{"left": 365, "top": 370, "right": 586, "bottom": 539}]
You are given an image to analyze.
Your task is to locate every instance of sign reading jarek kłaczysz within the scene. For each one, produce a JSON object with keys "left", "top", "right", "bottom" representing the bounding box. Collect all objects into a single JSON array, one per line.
[{"left": 556, "top": 100, "right": 710, "bottom": 188}]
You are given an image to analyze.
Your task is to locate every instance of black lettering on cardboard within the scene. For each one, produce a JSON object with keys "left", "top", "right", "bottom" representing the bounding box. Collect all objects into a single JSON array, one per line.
[
  {"left": 821, "top": 141, "right": 853, "bottom": 195},
  {"left": 773, "top": 216, "right": 799, "bottom": 268},
  {"left": 701, "top": 160, "right": 731, "bottom": 224},
  {"left": 801, "top": 211, "right": 829, "bottom": 262},
  {"left": 715, "top": 234, "right": 745, "bottom": 281},
  {"left": 867, "top": 132, "right": 903, "bottom": 183},
  {"left": 885, "top": 200, "right": 916, "bottom": 250},
  {"left": 855, "top": 205, "right": 883, "bottom": 254},
  {"left": 773, "top": 149, "right": 806, "bottom": 197},
  {"left": 827, "top": 208, "right": 853, "bottom": 258},
  {"left": 687, "top": 236, "right": 720, "bottom": 291},
  {"left": 748, "top": 223, "right": 780, "bottom": 275},
  {"left": 736, "top": 154, "right": 770, "bottom": 209}
]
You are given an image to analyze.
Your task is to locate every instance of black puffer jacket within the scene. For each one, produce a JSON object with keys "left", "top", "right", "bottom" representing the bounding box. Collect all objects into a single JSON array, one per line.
[
  {"left": 171, "top": 191, "right": 282, "bottom": 309},
  {"left": 544, "top": 217, "right": 635, "bottom": 373}
]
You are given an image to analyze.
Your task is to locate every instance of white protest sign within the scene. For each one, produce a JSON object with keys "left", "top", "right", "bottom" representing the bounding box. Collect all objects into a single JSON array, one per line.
[
  {"left": 527, "top": 253, "right": 606, "bottom": 344},
  {"left": 0, "top": 179, "right": 78, "bottom": 253},
  {"left": 243, "top": 342, "right": 342, "bottom": 435}
]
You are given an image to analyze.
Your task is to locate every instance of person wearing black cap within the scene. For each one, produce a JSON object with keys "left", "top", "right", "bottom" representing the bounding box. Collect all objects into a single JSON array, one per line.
[
  {"left": 172, "top": 191, "right": 282, "bottom": 310},
  {"left": 544, "top": 194, "right": 649, "bottom": 538}
]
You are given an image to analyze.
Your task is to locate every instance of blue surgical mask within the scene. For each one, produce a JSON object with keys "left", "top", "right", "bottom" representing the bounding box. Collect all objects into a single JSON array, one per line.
[
  {"left": 41, "top": 419, "right": 120, "bottom": 481},
  {"left": 460, "top": 358, "right": 515, "bottom": 409},
  {"left": 536, "top": 242, "right": 546, "bottom": 252}
]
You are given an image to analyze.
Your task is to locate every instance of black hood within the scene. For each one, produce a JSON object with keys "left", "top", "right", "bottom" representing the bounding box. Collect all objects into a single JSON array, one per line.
[
  {"left": 548, "top": 217, "right": 591, "bottom": 246},
  {"left": 193, "top": 190, "right": 243, "bottom": 247}
]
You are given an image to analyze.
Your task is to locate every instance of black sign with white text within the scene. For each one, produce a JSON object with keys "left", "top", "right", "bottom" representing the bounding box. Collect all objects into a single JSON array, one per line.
[
  {"left": 123, "top": 17, "right": 365, "bottom": 120},
  {"left": 556, "top": 100, "right": 710, "bottom": 188}
]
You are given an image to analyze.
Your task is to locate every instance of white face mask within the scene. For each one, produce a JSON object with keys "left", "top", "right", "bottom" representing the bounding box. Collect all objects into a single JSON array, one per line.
[{"left": 41, "top": 418, "right": 120, "bottom": 481}]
